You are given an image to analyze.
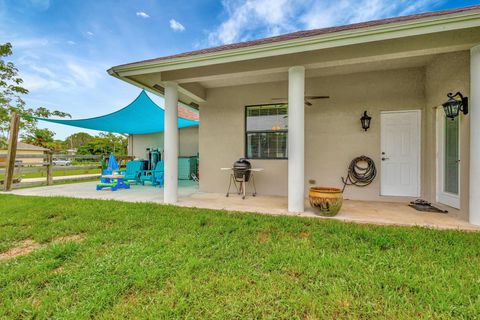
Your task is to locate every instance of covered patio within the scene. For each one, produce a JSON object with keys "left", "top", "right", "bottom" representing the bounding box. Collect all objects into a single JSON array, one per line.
[
  {"left": 107, "top": 6, "right": 480, "bottom": 228},
  {"left": 12, "top": 6, "right": 479, "bottom": 231},
  {"left": 9, "top": 181, "right": 478, "bottom": 231}
]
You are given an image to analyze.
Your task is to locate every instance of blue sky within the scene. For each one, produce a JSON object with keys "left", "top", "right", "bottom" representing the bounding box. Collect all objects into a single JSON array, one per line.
[{"left": 0, "top": 0, "right": 478, "bottom": 139}]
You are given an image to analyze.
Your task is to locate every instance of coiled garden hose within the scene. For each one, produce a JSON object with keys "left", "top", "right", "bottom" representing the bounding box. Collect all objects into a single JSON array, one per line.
[{"left": 341, "top": 156, "right": 377, "bottom": 192}]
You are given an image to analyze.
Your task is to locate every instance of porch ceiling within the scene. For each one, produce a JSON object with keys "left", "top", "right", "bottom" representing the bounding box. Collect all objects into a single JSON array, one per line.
[{"left": 195, "top": 55, "right": 436, "bottom": 88}]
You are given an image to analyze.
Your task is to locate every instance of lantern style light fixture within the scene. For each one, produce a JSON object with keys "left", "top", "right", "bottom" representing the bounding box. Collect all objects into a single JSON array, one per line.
[
  {"left": 442, "top": 92, "right": 468, "bottom": 120},
  {"left": 360, "top": 110, "right": 372, "bottom": 131}
]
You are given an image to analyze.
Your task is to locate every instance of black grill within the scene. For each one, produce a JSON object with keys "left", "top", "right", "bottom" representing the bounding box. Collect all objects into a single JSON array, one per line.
[{"left": 233, "top": 158, "right": 251, "bottom": 181}]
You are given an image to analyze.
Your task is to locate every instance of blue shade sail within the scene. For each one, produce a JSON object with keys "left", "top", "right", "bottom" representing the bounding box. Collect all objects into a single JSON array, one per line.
[{"left": 33, "top": 90, "right": 199, "bottom": 134}]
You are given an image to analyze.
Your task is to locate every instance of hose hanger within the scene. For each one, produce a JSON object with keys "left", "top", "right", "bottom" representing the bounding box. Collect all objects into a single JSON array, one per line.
[{"left": 341, "top": 156, "right": 377, "bottom": 192}]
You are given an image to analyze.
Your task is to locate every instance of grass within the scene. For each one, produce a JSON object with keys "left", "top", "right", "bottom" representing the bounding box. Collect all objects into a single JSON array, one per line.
[
  {"left": 15, "top": 178, "right": 100, "bottom": 190},
  {"left": 0, "top": 194, "right": 479, "bottom": 319},
  {"left": 21, "top": 168, "right": 101, "bottom": 179}
]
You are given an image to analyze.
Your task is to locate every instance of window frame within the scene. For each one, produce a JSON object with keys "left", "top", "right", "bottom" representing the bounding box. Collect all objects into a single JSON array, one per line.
[{"left": 244, "top": 103, "right": 288, "bottom": 160}]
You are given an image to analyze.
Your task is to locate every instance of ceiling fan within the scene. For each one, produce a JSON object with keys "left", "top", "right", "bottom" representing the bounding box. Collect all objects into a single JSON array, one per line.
[{"left": 271, "top": 95, "right": 330, "bottom": 106}]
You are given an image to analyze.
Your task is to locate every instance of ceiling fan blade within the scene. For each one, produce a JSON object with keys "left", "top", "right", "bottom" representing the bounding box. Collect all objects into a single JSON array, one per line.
[
  {"left": 304, "top": 101, "right": 313, "bottom": 106},
  {"left": 271, "top": 97, "right": 287, "bottom": 100},
  {"left": 306, "top": 95, "right": 330, "bottom": 99}
]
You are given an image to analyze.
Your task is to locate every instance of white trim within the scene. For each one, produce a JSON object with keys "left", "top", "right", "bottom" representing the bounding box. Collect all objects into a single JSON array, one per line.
[
  {"left": 380, "top": 110, "right": 422, "bottom": 197},
  {"left": 110, "top": 9, "right": 480, "bottom": 75},
  {"left": 469, "top": 44, "right": 480, "bottom": 225},
  {"left": 108, "top": 69, "right": 205, "bottom": 106},
  {"left": 436, "top": 108, "right": 461, "bottom": 209}
]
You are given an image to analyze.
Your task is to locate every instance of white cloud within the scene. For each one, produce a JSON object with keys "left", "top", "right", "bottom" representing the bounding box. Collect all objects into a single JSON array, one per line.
[
  {"left": 207, "top": 0, "right": 295, "bottom": 45},
  {"left": 30, "top": 65, "right": 56, "bottom": 78},
  {"left": 136, "top": 11, "right": 150, "bottom": 18},
  {"left": 66, "top": 63, "right": 101, "bottom": 88},
  {"left": 12, "top": 38, "right": 49, "bottom": 48},
  {"left": 67, "top": 40, "right": 76, "bottom": 45},
  {"left": 22, "top": 73, "right": 62, "bottom": 91},
  {"left": 86, "top": 31, "right": 94, "bottom": 36},
  {"left": 169, "top": 19, "right": 185, "bottom": 32},
  {"left": 207, "top": 0, "right": 443, "bottom": 45},
  {"left": 299, "top": 0, "right": 439, "bottom": 29}
]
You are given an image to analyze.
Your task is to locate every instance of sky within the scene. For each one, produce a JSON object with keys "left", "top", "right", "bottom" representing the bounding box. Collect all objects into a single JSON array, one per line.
[{"left": 0, "top": 0, "right": 479, "bottom": 139}]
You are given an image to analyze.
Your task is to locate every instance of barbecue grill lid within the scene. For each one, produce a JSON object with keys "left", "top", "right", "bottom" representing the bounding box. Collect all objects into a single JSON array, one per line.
[{"left": 234, "top": 158, "right": 251, "bottom": 165}]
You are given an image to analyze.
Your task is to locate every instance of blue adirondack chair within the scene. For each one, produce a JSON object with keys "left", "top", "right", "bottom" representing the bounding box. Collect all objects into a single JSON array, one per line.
[
  {"left": 140, "top": 160, "right": 164, "bottom": 187},
  {"left": 101, "top": 169, "right": 112, "bottom": 183},
  {"left": 116, "top": 160, "right": 143, "bottom": 184}
]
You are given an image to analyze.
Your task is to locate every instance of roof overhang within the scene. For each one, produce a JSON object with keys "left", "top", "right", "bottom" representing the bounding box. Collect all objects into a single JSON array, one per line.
[{"left": 108, "top": 6, "right": 480, "bottom": 103}]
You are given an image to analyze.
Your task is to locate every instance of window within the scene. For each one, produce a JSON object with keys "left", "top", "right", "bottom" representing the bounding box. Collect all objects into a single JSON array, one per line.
[
  {"left": 245, "top": 104, "right": 288, "bottom": 159},
  {"left": 444, "top": 116, "right": 459, "bottom": 194}
]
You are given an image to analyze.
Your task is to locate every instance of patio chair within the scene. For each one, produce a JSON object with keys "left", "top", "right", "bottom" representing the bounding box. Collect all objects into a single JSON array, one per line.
[
  {"left": 115, "top": 160, "right": 142, "bottom": 184},
  {"left": 101, "top": 169, "right": 112, "bottom": 183},
  {"left": 140, "top": 160, "right": 164, "bottom": 187}
]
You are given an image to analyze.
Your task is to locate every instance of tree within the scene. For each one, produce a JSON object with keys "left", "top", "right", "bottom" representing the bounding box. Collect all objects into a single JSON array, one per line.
[
  {"left": 21, "top": 128, "right": 55, "bottom": 148},
  {"left": 0, "top": 42, "right": 70, "bottom": 148},
  {"left": 76, "top": 133, "right": 127, "bottom": 155},
  {"left": 64, "top": 132, "right": 93, "bottom": 149}
]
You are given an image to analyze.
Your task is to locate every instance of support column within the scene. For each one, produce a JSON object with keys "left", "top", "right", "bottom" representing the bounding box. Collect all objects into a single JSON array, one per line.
[
  {"left": 164, "top": 82, "right": 179, "bottom": 204},
  {"left": 288, "top": 66, "right": 305, "bottom": 213},
  {"left": 470, "top": 45, "right": 480, "bottom": 225}
]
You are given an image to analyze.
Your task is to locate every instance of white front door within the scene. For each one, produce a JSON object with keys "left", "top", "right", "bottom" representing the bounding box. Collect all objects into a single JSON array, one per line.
[
  {"left": 380, "top": 110, "right": 421, "bottom": 197},
  {"left": 436, "top": 108, "right": 460, "bottom": 208}
]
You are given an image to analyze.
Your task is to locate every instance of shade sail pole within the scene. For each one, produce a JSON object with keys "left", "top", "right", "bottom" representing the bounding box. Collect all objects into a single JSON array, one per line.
[{"left": 164, "top": 82, "right": 179, "bottom": 203}]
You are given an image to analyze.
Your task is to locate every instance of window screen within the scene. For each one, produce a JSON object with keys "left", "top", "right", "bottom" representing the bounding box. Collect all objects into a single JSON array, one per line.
[{"left": 245, "top": 104, "right": 288, "bottom": 159}]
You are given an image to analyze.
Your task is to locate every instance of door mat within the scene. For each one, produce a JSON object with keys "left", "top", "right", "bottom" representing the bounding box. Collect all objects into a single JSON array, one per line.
[{"left": 408, "top": 199, "right": 448, "bottom": 214}]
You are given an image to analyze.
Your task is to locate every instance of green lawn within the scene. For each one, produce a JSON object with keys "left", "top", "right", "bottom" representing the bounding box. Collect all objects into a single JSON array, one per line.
[
  {"left": 0, "top": 195, "right": 479, "bottom": 319},
  {"left": 21, "top": 168, "right": 101, "bottom": 179}
]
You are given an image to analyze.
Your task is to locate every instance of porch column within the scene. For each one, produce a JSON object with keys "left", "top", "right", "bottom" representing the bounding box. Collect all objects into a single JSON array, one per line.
[
  {"left": 470, "top": 45, "right": 480, "bottom": 225},
  {"left": 288, "top": 66, "right": 305, "bottom": 213},
  {"left": 164, "top": 81, "right": 179, "bottom": 204}
]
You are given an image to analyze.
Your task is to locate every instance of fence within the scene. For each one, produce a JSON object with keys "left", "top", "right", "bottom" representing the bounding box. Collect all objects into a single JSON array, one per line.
[
  {"left": 1, "top": 113, "right": 133, "bottom": 190},
  {"left": 0, "top": 152, "right": 103, "bottom": 189}
]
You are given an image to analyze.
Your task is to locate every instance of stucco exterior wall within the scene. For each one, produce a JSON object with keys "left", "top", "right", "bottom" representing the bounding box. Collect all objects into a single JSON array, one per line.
[
  {"left": 200, "top": 67, "right": 427, "bottom": 200},
  {"left": 425, "top": 51, "right": 470, "bottom": 220},
  {"left": 129, "top": 126, "right": 199, "bottom": 159}
]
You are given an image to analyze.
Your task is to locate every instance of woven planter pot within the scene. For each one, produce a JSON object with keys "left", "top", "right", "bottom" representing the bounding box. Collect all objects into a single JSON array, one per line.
[{"left": 308, "top": 187, "right": 343, "bottom": 216}]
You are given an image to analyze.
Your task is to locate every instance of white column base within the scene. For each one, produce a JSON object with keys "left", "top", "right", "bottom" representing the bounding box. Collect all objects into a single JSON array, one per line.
[{"left": 288, "top": 66, "right": 305, "bottom": 213}]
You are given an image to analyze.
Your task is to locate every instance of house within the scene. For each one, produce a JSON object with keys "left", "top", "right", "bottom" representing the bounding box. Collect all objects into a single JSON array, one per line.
[
  {"left": 0, "top": 142, "right": 49, "bottom": 165},
  {"left": 108, "top": 5, "right": 480, "bottom": 226}
]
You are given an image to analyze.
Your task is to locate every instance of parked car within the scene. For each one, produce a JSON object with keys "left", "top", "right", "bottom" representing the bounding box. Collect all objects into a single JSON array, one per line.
[{"left": 53, "top": 159, "right": 71, "bottom": 166}]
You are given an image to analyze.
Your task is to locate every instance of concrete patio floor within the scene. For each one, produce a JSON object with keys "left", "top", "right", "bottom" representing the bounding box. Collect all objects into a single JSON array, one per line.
[{"left": 5, "top": 181, "right": 478, "bottom": 231}]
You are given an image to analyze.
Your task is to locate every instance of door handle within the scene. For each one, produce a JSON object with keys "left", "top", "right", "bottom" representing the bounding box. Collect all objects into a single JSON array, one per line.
[{"left": 382, "top": 157, "right": 390, "bottom": 161}]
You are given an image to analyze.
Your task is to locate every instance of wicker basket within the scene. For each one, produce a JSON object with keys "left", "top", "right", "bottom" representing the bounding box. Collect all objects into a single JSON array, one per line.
[{"left": 308, "top": 187, "right": 343, "bottom": 216}]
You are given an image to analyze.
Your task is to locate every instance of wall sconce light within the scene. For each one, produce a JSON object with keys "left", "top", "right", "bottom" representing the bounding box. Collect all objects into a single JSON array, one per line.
[
  {"left": 442, "top": 92, "right": 468, "bottom": 120},
  {"left": 360, "top": 110, "right": 371, "bottom": 131}
]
